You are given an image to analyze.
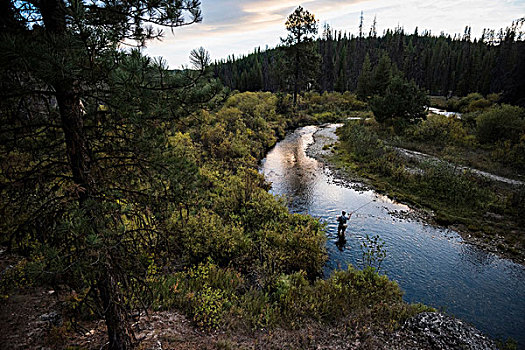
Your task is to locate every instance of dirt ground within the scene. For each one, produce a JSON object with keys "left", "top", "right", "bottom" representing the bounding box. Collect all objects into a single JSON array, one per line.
[{"left": 0, "top": 233, "right": 498, "bottom": 349}]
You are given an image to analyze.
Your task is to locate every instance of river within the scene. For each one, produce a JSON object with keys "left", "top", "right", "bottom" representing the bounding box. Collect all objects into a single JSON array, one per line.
[
  {"left": 259, "top": 124, "right": 525, "bottom": 347},
  {"left": 428, "top": 106, "right": 462, "bottom": 118}
]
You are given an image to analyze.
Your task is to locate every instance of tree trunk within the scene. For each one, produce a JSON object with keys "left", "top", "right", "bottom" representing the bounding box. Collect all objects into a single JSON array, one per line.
[
  {"left": 40, "top": 0, "right": 133, "bottom": 347},
  {"left": 56, "top": 82, "right": 134, "bottom": 350},
  {"left": 98, "top": 268, "right": 134, "bottom": 350},
  {"left": 293, "top": 48, "right": 299, "bottom": 107},
  {"left": 55, "top": 84, "right": 93, "bottom": 201}
]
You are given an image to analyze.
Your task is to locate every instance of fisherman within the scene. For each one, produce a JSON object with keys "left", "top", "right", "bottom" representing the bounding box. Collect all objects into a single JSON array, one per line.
[{"left": 337, "top": 210, "right": 352, "bottom": 236}]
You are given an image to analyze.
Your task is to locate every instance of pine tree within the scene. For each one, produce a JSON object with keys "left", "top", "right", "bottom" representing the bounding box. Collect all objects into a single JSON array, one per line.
[
  {"left": 320, "top": 23, "right": 336, "bottom": 92},
  {"left": 370, "top": 76, "right": 429, "bottom": 129},
  {"left": 0, "top": 1, "right": 217, "bottom": 349},
  {"left": 281, "top": 6, "right": 320, "bottom": 106},
  {"left": 359, "top": 11, "right": 364, "bottom": 39},
  {"left": 369, "top": 15, "right": 377, "bottom": 38},
  {"left": 371, "top": 53, "right": 393, "bottom": 95},
  {"left": 357, "top": 53, "right": 373, "bottom": 100}
]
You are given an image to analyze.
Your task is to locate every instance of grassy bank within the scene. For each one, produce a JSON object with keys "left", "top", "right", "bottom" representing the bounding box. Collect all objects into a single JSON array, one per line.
[{"left": 332, "top": 112, "right": 524, "bottom": 261}]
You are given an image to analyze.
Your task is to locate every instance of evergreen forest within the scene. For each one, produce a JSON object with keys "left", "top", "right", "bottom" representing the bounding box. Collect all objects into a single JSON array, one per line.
[{"left": 214, "top": 20, "right": 525, "bottom": 106}]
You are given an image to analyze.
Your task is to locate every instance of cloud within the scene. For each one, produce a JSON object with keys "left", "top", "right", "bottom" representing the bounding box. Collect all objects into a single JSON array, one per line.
[
  {"left": 144, "top": 0, "right": 525, "bottom": 68},
  {"left": 242, "top": 0, "right": 314, "bottom": 14}
]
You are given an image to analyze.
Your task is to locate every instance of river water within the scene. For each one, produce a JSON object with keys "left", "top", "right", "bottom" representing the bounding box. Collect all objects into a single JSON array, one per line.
[
  {"left": 260, "top": 124, "right": 525, "bottom": 346},
  {"left": 428, "top": 106, "right": 462, "bottom": 118}
]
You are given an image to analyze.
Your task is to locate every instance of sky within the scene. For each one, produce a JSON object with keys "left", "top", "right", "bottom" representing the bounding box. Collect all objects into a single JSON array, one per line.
[{"left": 143, "top": 0, "right": 525, "bottom": 68}]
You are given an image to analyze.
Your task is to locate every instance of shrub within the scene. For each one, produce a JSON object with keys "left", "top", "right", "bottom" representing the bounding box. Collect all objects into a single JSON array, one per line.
[
  {"left": 0, "top": 259, "right": 32, "bottom": 300},
  {"left": 416, "top": 163, "right": 493, "bottom": 209},
  {"left": 468, "top": 98, "right": 491, "bottom": 112},
  {"left": 487, "top": 93, "right": 501, "bottom": 104},
  {"left": 302, "top": 91, "right": 366, "bottom": 116},
  {"left": 149, "top": 263, "right": 432, "bottom": 331},
  {"left": 445, "top": 97, "right": 461, "bottom": 112},
  {"left": 506, "top": 185, "right": 525, "bottom": 226},
  {"left": 150, "top": 259, "right": 243, "bottom": 329},
  {"left": 410, "top": 114, "right": 470, "bottom": 146},
  {"left": 360, "top": 234, "right": 387, "bottom": 272},
  {"left": 491, "top": 134, "right": 525, "bottom": 173},
  {"left": 456, "top": 92, "right": 484, "bottom": 112},
  {"left": 476, "top": 104, "right": 525, "bottom": 144},
  {"left": 340, "top": 122, "right": 384, "bottom": 161},
  {"left": 176, "top": 208, "right": 253, "bottom": 267}
]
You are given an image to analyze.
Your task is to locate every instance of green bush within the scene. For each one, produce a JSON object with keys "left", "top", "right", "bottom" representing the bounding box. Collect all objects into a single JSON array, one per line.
[
  {"left": 150, "top": 259, "right": 243, "bottom": 329},
  {"left": 170, "top": 164, "right": 327, "bottom": 279},
  {"left": 492, "top": 135, "right": 525, "bottom": 174},
  {"left": 198, "top": 92, "right": 291, "bottom": 165},
  {"left": 0, "top": 259, "right": 32, "bottom": 300},
  {"left": 476, "top": 104, "right": 525, "bottom": 144},
  {"left": 444, "top": 93, "right": 497, "bottom": 113},
  {"left": 302, "top": 91, "right": 367, "bottom": 116},
  {"left": 339, "top": 122, "right": 384, "bottom": 161},
  {"left": 506, "top": 185, "right": 525, "bottom": 226},
  {"left": 409, "top": 114, "right": 470, "bottom": 146},
  {"left": 282, "top": 266, "right": 434, "bottom": 328},
  {"left": 456, "top": 92, "right": 484, "bottom": 112},
  {"left": 416, "top": 163, "right": 493, "bottom": 209},
  {"left": 360, "top": 234, "right": 387, "bottom": 272},
  {"left": 468, "top": 98, "right": 491, "bottom": 112},
  {"left": 445, "top": 97, "right": 461, "bottom": 112},
  {"left": 150, "top": 262, "right": 432, "bottom": 331},
  {"left": 176, "top": 208, "right": 253, "bottom": 267}
]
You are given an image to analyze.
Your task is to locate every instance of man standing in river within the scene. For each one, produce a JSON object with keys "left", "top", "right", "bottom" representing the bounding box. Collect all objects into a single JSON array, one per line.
[{"left": 337, "top": 210, "right": 352, "bottom": 236}]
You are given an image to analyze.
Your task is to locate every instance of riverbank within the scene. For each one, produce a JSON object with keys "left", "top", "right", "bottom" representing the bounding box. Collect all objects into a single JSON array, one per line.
[
  {"left": 5, "top": 247, "right": 481, "bottom": 350},
  {"left": 306, "top": 124, "right": 434, "bottom": 224},
  {"left": 260, "top": 124, "right": 523, "bottom": 348},
  {"left": 0, "top": 250, "right": 498, "bottom": 350},
  {"left": 307, "top": 122, "right": 524, "bottom": 265},
  {"left": 0, "top": 293, "right": 498, "bottom": 349}
]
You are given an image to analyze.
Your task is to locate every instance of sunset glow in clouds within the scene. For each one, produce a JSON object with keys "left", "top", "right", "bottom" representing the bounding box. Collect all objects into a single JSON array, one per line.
[{"left": 144, "top": 0, "right": 525, "bottom": 68}]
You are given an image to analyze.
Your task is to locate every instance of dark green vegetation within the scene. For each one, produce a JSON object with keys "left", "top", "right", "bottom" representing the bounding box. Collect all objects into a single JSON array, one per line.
[
  {"left": 369, "top": 75, "right": 429, "bottom": 129},
  {"left": 149, "top": 259, "right": 430, "bottom": 331},
  {"left": 335, "top": 100, "right": 525, "bottom": 260},
  {"left": 421, "top": 96, "right": 524, "bottom": 177},
  {"left": 0, "top": 71, "right": 430, "bottom": 348},
  {"left": 281, "top": 6, "right": 320, "bottom": 107},
  {"left": 214, "top": 19, "right": 525, "bottom": 106}
]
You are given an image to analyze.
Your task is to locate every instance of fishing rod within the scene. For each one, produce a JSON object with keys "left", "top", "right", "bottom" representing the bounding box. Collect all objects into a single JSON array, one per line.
[
  {"left": 349, "top": 199, "right": 375, "bottom": 215},
  {"left": 336, "top": 200, "right": 376, "bottom": 239}
]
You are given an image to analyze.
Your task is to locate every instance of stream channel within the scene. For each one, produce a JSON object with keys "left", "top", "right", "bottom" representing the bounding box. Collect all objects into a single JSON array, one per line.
[{"left": 259, "top": 124, "right": 525, "bottom": 346}]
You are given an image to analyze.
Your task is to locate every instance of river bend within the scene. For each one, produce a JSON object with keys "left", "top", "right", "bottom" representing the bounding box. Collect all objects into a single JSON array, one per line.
[{"left": 260, "top": 124, "right": 525, "bottom": 346}]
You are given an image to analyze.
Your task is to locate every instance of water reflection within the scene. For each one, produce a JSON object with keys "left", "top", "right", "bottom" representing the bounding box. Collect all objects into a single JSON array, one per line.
[
  {"left": 265, "top": 126, "right": 321, "bottom": 212},
  {"left": 260, "top": 125, "right": 525, "bottom": 347},
  {"left": 335, "top": 233, "right": 347, "bottom": 251}
]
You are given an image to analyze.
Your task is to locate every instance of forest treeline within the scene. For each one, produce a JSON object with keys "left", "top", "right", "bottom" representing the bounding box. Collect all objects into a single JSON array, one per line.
[{"left": 213, "top": 20, "right": 525, "bottom": 106}]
